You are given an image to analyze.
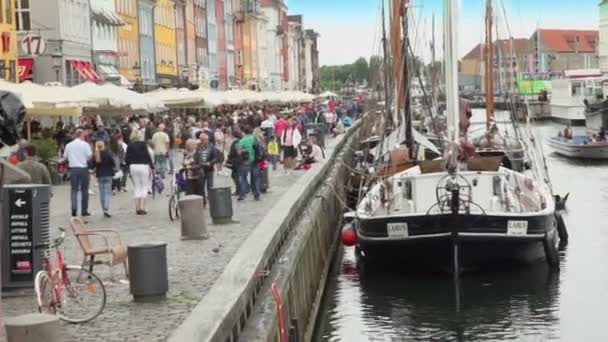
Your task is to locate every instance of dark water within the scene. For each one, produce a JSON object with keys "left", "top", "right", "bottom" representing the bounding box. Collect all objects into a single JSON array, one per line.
[{"left": 315, "top": 123, "right": 608, "bottom": 341}]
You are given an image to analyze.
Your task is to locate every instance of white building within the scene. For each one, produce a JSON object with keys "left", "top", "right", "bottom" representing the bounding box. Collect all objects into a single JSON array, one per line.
[
  {"left": 17, "top": 0, "right": 97, "bottom": 85},
  {"left": 261, "top": 2, "right": 284, "bottom": 91},
  {"left": 256, "top": 15, "right": 268, "bottom": 89},
  {"left": 225, "top": 0, "right": 236, "bottom": 88},
  {"left": 287, "top": 16, "right": 303, "bottom": 90},
  {"left": 600, "top": 1, "right": 608, "bottom": 72},
  {"left": 90, "top": 0, "right": 126, "bottom": 85},
  {"left": 304, "top": 34, "right": 313, "bottom": 92}
]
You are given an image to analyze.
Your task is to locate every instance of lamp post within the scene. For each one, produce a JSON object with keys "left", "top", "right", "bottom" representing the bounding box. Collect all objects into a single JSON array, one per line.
[
  {"left": 51, "top": 50, "right": 63, "bottom": 83},
  {"left": 133, "top": 63, "right": 142, "bottom": 92},
  {"left": 181, "top": 66, "right": 189, "bottom": 87}
]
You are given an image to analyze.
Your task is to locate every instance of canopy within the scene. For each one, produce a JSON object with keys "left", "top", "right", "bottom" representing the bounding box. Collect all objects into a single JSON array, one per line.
[
  {"left": 73, "top": 82, "right": 165, "bottom": 112},
  {"left": 148, "top": 88, "right": 317, "bottom": 108},
  {"left": 318, "top": 91, "right": 338, "bottom": 98},
  {"left": 143, "top": 88, "right": 206, "bottom": 106}
]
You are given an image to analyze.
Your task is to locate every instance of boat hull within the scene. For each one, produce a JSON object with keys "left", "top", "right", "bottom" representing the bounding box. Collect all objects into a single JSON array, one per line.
[
  {"left": 548, "top": 137, "right": 608, "bottom": 159},
  {"left": 584, "top": 107, "right": 608, "bottom": 132},
  {"left": 355, "top": 212, "right": 557, "bottom": 270}
]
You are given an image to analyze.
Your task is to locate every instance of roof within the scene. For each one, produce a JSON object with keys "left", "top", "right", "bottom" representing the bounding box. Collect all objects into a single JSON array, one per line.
[
  {"left": 537, "top": 29, "right": 598, "bottom": 53},
  {"left": 288, "top": 15, "right": 302, "bottom": 24},
  {"left": 462, "top": 38, "right": 529, "bottom": 60}
]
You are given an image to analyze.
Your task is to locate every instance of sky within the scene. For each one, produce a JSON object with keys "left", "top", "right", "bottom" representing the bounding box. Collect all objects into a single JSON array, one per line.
[{"left": 287, "top": 0, "right": 599, "bottom": 66}]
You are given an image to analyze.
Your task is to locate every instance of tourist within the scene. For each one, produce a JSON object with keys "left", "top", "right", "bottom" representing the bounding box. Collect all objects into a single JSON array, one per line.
[
  {"left": 260, "top": 114, "right": 274, "bottom": 138},
  {"left": 274, "top": 114, "right": 289, "bottom": 139},
  {"left": 93, "top": 141, "right": 115, "bottom": 218},
  {"left": 151, "top": 123, "right": 170, "bottom": 179},
  {"left": 226, "top": 126, "right": 243, "bottom": 195},
  {"left": 16, "top": 144, "right": 51, "bottom": 185},
  {"left": 238, "top": 124, "right": 260, "bottom": 201},
  {"left": 281, "top": 116, "right": 302, "bottom": 172},
  {"left": 194, "top": 132, "right": 219, "bottom": 206},
  {"left": 125, "top": 130, "right": 154, "bottom": 215},
  {"left": 109, "top": 132, "right": 126, "bottom": 194},
  {"left": 267, "top": 136, "right": 280, "bottom": 171},
  {"left": 307, "top": 135, "right": 325, "bottom": 163},
  {"left": 63, "top": 128, "right": 93, "bottom": 217},
  {"left": 166, "top": 120, "right": 177, "bottom": 175},
  {"left": 564, "top": 125, "right": 573, "bottom": 140},
  {"left": 182, "top": 138, "right": 200, "bottom": 195}
]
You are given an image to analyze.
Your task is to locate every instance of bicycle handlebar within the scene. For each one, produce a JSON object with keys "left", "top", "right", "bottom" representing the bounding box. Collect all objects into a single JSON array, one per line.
[{"left": 34, "top": 227, "right": 66, "bottom": 250}]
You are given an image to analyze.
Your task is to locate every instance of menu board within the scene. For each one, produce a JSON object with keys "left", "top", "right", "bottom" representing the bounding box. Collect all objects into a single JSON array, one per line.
[{"left": 8, "top": 189, "right": 33, "bottom": 283}]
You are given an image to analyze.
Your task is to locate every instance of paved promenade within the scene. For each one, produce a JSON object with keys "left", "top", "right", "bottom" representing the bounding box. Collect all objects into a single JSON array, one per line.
[{"left": 1, "top": 163, "right": 310, "bottom": 341}]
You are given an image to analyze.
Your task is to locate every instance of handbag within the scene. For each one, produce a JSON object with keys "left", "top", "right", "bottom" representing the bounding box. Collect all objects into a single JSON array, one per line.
[
  {"left": 113, "top": 170, "right": 123, "bottom": 180},
  {"left": 153, "top": 173, "right": 165, "bottom": 194}
]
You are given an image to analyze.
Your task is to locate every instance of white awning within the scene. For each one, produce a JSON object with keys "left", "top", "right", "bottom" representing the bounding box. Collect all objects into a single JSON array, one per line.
[
  {"left": 91, "top": 5, "right": 126, "bottom": 26},
  {"left": 98, "top": 65, "right": 121, "bottom": 81}
]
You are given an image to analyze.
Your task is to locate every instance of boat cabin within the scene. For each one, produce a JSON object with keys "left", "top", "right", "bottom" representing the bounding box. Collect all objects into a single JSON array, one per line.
[{"left": 550, "top": 70, "right": 605, "bottom": 123}]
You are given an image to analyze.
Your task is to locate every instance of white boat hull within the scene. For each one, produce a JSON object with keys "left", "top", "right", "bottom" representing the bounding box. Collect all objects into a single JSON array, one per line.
[{"left": 548, "top": 138, "right": 608, "bottom": 159}]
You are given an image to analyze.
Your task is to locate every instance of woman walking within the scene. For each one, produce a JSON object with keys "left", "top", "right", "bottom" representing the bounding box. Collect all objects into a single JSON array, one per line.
[
  {"left": 93, "top": 141, "right": 115, "bottom": 218},
  {"left": 125, "top": 130, "right": 154, "bottom": 215},
  {"left": 109, "top": 132, "right": 126, "bottom": 194},
  {"left": 182, "top": 138, "right": 200, "bottom": 195}
]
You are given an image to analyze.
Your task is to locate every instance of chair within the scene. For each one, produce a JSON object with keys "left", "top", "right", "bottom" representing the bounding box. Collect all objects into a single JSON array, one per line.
[{"left": 69, "top": 217, "right": 129, "bottom": 281}]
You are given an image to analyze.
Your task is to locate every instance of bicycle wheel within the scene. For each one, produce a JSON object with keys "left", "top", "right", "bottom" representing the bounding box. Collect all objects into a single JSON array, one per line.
[
  {"left": 57, "top": 266, "right": 106, "bottom": 323},
  {"left": 169, "top": 194, "right": 180, "bottom": 221},
  {"left": 35, "top": 271, "right": 56, "bottom": 315}
]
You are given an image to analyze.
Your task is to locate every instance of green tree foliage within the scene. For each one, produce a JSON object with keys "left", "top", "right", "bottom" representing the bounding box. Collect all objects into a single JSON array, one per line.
[{"left": 320, "top": 57, "right": 370, "bottom": 91}]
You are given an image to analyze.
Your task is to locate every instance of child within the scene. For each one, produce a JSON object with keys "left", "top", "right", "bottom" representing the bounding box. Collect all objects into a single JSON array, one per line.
[{"left": 267, "top": 135, "right": 280, "bottom": 171}]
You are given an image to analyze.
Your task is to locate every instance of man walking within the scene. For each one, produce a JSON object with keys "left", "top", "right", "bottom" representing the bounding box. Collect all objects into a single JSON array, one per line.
[
  {"left": 151, "top": 123, "right": 170, "bottom": 178},
  {"left": 63, "top": 129, "right": 93, "bottom": 217},
  {"left": 238, "top": 125, "right": 260, "bottom": 201},
  {"left": 17, "top": 144, "right": 52, "bottom": 185},
  {"left": 194, "top": 132, "right": 219, "bottom": 206}
]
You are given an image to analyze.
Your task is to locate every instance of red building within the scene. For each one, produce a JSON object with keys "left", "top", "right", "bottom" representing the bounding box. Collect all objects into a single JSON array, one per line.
[{"left": 216, "top": 0, "right": 228, "bottom": 89}]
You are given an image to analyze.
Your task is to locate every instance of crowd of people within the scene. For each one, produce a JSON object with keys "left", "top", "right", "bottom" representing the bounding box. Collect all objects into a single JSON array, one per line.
[{"left": 8, "top": 97, "right": 364, "bottom": 219}]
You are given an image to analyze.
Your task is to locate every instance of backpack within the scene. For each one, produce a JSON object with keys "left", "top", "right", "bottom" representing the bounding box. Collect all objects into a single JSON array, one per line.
[{"left": 254, "top": 138, "right": 265, "bottom": 162}]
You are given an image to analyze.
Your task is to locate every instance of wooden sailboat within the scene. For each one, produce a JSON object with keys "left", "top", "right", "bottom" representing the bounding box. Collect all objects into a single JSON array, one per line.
[{"left": 345, "top": 0, "right": 563, "bottom": 272}]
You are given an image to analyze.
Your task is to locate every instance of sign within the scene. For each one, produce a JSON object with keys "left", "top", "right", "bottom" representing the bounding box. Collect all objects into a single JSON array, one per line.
[
  {"left": 507, "top": 220, "right": 528, "bottom": 236},
  {"left": 387, "top": 222, "right": 409, "bottom": 238},
  {"left": 20, "top": 34, "right": 46, "bottom": 56},
  {"left": 8, "top": 189, "right": 33, "bottom": 282}
]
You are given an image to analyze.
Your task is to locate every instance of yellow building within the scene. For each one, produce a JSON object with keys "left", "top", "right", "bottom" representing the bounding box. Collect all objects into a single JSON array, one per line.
[
  {"left": 1, "top": 0, "right": 18, "bottom": 83},
  {"left": 242, "top": 16, "right": 258, "bottom": 81},
  {"left": 116, "top": 0, "right": 140, "bottom": 82},
  {"left": 155, "top": 0, "right": 178, "bottom": 83}
]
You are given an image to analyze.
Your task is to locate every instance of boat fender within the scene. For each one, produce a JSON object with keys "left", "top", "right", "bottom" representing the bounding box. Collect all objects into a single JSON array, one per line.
[
  {"left": 543, "top": 231, "right": 560, "bottom": 269},
  {"left": 555, "top": 212, "right": 568, "bottom": 244},
  {"left": 341, "top": 226, "right": 358, "bottom": 247}
]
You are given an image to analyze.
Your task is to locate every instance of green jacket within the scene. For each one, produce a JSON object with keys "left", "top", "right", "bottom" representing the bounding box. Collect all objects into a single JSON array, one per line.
[{"left": 239, "top": 134, "right": 255, "bottom": 165}]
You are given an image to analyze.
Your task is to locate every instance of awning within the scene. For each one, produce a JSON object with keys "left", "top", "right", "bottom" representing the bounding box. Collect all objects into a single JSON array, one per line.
[
  {"left": 91, "top": 6, "right": 126, "bottom": 26},
  {"left": 18, "top": 58, "right": 33, "bottom": 82},
  {"left": 69, "top": 60, "right": 102, "bottom": 83},
  {"left": 97, "top": 64, "right": 121, "bottom": 81},
  {"left": 119, "top": 74, "right": 133, "bottom": 88}
]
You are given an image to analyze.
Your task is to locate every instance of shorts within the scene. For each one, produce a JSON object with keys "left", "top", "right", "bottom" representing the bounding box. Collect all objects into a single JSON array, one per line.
[{"left": 283, "top": 146, "right": 297, "bottom": 158}]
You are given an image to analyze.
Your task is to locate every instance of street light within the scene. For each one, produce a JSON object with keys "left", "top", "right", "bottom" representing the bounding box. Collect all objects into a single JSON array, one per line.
[
  {"left": 51, "top": 50, "right": 63, "bottom": 83},
  {"left": 181, "top": 66, "right": 189, "bottom": 87}
]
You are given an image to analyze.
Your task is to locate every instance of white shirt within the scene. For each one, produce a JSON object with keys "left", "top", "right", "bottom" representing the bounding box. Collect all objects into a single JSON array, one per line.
[
  {"left": 260, "top": 119, "right": 273, "bottom": 129},
  {"left": 151, "top": 131, "right": 170, "bottom": 154},
  {"left": 63, "top": 138, "right": 92, "bottom": 168},
  {"left": 310, "top": 144, "right": 325, "bottom": 162}
]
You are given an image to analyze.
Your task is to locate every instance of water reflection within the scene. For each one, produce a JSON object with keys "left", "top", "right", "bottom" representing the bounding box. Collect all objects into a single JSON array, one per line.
[{"left": 316, "top": 248, "right": 560, "bottom": 342}]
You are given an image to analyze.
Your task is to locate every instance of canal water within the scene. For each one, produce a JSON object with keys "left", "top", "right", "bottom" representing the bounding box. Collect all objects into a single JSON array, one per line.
[{"left": 315, "top": 121, "right": 608, "bottom": 341}]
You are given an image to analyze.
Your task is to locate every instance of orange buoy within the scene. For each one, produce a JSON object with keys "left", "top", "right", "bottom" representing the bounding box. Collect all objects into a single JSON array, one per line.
[{"left": 341, "top": 227, "right": 358, "bottom": 246}]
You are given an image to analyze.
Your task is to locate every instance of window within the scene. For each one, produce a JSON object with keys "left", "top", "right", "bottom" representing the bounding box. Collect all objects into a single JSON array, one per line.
[
  {"left": 6, "top": 0, "right": 11, "bottom": 24},
  {"left": 16, "top": 0, "right": 30, "bottom": 31}
]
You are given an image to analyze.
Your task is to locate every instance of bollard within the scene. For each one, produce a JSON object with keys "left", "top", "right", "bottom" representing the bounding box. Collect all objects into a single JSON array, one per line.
[
  {"left": 5, "top": 313, "right": 62, "bottom": 342},
  {"left": 178, "top": 195, "right": 208, "bottom": 240},
  {"left": 128, "top": 243, "right": 169, "bottom": 302},
  {"left": 208, "top": 187, "right": 233, "bottom": 224}
]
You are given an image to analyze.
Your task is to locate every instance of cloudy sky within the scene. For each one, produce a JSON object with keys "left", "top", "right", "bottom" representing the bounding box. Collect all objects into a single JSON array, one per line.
[{"left": 288, "top": 0, "right": 599, "bottom": 66}]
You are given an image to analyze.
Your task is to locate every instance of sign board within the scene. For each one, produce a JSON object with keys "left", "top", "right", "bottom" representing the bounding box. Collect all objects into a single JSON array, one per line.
[
  {"left": 8, "top": 189, "right": 33, "bottom": 283},
  {"left": 20, "top": 34, "right": 46, "bottom": 56}
]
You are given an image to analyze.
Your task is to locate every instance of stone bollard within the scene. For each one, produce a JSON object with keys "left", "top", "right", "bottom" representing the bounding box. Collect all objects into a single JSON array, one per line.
[
  {"left": 208, "top": 187, "right": 233, "bottom": 224},
  {"left": 5, "top": 313, "right": 62, "bottom": 342},
  {"left": 178, "top": 195, "right": 208, "bottom": 240}
]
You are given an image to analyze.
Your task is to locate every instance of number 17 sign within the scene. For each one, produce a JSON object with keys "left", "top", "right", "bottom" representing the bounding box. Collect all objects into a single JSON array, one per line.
[{"left": 21, "top": 33, "right": 46, "bottom": 57}]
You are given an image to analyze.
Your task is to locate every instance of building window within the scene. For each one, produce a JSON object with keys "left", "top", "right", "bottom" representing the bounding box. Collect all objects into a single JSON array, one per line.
[
  {"left": 5, "top": 0, "right": 11, "bottom": 24},
  {"left": 16, "top": 0, "right": 30, "bottom": 31}
]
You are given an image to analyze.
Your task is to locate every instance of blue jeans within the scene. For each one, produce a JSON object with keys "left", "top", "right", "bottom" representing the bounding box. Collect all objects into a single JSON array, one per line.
[
  {"left": 70, "top": 167, "right": 89, "bottom": 215},
  {"left": 239, "top": 164, "right": 260, "bottom": 199},
  {"left": 269, "top": 155, "right": 279, "bottom": 170},
  {"left": 98, "top": 176, "right": 112, "bottom": 212},
  {"left": 155, "top": 154, "right": 168, "bottom": 177},
  {"left": 168, "top": 149, "right": 176, "bottom": 173}
]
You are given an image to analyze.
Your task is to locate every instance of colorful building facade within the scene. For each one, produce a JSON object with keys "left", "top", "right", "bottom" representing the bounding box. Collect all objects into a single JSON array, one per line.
[
  {"left": 117, "top": 0, "right": 141, "bottom": 83},
  {"left": 139, "top": 0, "right": 157, "bottom": 87},
  {"left": 155, "top": 0, "right": 178, "bottom": 85},
  {"left": 0, "top": 0, "right": 18, "bottom": 82}
]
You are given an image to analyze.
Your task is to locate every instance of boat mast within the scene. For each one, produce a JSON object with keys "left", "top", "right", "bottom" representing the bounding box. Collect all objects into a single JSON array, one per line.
[
  {"left": 431, "top": 14, "right": 438, "bottom": 115},
  {"left": 444, "top": 0, "right": 460, "bottom": 146},
  {"left": 485, "top": 0, "right": 495, "bottom": 129},
  {"left": 381, "top": 0, "right": 392, "bottom": 129},
  {"left": 403, "top": 0, "right": 413, "bottom": 157}
]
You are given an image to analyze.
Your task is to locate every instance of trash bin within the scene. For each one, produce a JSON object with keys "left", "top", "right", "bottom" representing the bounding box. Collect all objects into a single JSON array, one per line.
[
  {"left": 128, "top": 243, "right": 168, "bottom": 302},
  {"left": 1, "top": 184, "right": 51, "bottom": 289},
  {"left": 208, "top": 187, "right": 233, "bottom": 224},
  {"left": 178, "top": 195, "right": 208, "bottom": 239}
]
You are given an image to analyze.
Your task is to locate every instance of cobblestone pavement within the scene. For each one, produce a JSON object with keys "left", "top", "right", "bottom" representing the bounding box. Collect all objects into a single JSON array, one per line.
[{"left": 1, "top": 160, "right": 314, "bottom": 341}]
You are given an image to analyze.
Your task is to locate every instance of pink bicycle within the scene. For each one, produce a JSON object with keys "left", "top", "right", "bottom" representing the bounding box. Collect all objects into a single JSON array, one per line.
[{"left": 34, "top": 227, "right": 106, "bottom": 323}]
